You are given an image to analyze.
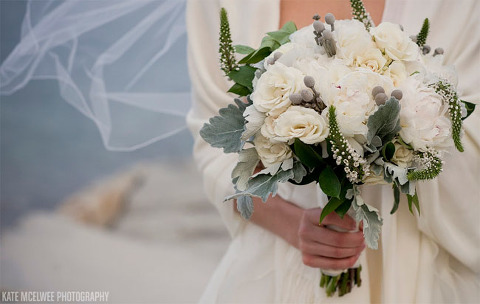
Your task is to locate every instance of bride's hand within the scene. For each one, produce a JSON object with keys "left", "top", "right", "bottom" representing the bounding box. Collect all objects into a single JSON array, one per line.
[{"left": 298, "top": 208, "right": 365, "bottom": 270}]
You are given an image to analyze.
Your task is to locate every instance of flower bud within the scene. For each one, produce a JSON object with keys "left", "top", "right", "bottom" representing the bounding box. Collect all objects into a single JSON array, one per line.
[
  {"left": 375, "top": 93, "right": 388, "bottom": 105},
  {"left": 391, "top": 89, "right": 403, "bottom": 100},
  {"left": 409, "top": 35, "right": 417, "bottom": 43},
  {"left": 304, "top": 76, "right": 315, "bottom": 88},
  {"left": 301, "top": 89, "right": 314, "bottom": 102},
  {"left": 273, "top": 52, "right": 283, "bottom": 61},
  {"left": 313, "top": 20, "right": 325, "bottom": 33},
  {"left": 433, "top": 48, "right": 444, "bottom": 56},
  {"left": 422, "top": 45, "right": 431, "bottom": 55},
  {"left": 372, "top": 86, "right": 385, "bottom": 97},
  {"left": 289, "top": 93, "right": 303, "bottom": 105}
]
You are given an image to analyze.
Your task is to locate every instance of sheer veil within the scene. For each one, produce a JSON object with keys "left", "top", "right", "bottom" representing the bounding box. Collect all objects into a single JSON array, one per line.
[{"left": 0, "top": 0, "right": 190, "bottom": 151}]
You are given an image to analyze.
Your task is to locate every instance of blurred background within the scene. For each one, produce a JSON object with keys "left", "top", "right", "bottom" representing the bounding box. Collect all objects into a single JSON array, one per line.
[{"left": 0, "top": 1, "right": 229, "bottom": 302}]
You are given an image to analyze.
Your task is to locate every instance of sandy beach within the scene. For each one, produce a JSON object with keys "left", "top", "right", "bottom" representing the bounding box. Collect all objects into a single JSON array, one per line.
[{"left": 1, "top": 160, "right": 230, "bottom": 303}]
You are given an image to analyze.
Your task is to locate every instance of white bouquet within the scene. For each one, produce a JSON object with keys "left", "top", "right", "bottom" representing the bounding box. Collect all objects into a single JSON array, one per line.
[{"left": 200, "top": 0, "right": 476, "bottom": 297}]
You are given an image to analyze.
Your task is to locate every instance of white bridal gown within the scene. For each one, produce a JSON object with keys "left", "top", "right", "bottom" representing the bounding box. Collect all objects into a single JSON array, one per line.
[{"left": 186, "top": 0, "right": 480, "bottom": 303}]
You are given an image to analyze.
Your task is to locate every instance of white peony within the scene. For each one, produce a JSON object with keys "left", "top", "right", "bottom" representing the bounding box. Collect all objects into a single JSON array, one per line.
[
  {"left": 253, "top": 134, "right": 293, "bottom": 168},
  {"left": 289, "top": 24, "right": 321, "bottom": 49},
  {"left": 251, "top": 62, "right": 304, "bottom": 117},
  {"left": 399, "top": 77, "right": 453, "bottom": 151},
  {"left": 371, "top": 22, "right": 419, "bottom": 61},
  {"left": 323, "top": 70, "right": 394, "bottom": 138},
  {"left": 272, "top": 106, "right": 329, "bottom": 144},
  {"left": 422, "top": 54, "right": 458, "bottom": 87}
]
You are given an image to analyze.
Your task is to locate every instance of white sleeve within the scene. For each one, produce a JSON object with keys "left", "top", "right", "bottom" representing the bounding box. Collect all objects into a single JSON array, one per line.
[{"left": 185, "top": 0, "right": 279, "bottom": 237}]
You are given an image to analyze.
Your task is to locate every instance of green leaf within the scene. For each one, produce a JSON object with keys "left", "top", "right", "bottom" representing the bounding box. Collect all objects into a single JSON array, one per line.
[
  {"left": 391, "top": 184, "right": 400, "bottom": 214},
  {"left": 319, "top": 166, "right": 341, "bottom": 198},
  {"left": 227, "top": 65, "right": 256, "bottom": 90},
  {"left": 259, "top": 35, "right": 281, "bottom": 50},
  {"left": 280, "top": 21, "right": 297, "bottom": 34},
  {"left": 238, "top": 47, "right": 272, "bottom": 64},
  {"left": 293, "top": 139, "right": 324, "bottom": 169},
  {"left": 407, "top": 192, "right": 420, "bottom": 215},
  {"left": 200, "top": 99, "right": 248, "bottom": 153},
  {"left": 232, "top": 148, "right": 260, "bottom": 191},
  {"left": 234, "top": 44, "right": 255, "bottom": 54},
  {"left": 335, "top": 200, "right": 352, "bottom": 218},
  {"left": 320, "top": 197, "right": 345, "bottom": 224},
  {"left": 267, "top": 30, "right": 291, "bottom": 45},
  {"left": 382, "top": 142, "right": 395, "bottom": 161},
  {"left": 461, "top": 100, "right": 476, "bottom": 120},
  {"left": 236, "top": 196, "right": 254, "bottom": 219},
  {"left": 367, "top": 97, "right": 401, "bottom": 146},
  {"left": 228, "top": 83, "right": 251, "bottom": 96}
]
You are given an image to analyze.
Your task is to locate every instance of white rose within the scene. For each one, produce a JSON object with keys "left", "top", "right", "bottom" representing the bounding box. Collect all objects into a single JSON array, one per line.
[
  {"left": 260, "top": 115, "right": 277, "bottom": 140},
  {"left": 251, "top": 62, "right": 304, "bottom": 116},
  {"left": 354, "top": 47, "right": 387, "bottom": 73},
  {"left": 363, "top": 171, "right": 388, "bottom": 185},
  {"left": 253, "top": 134, "right": 292, "bottom": 168},
  {"left": 273, "top": 106, "right": 329, "bottom": 144},
  {"left": 324, "top": 70, "right": 394, "bottom": 138},
  {"left": 399, "top": 77, "right": 453, "bottom": 151},
  {"left": 371, "top": 22, "right": 419, "bottom": 61},
  {"left": 384, "top": 60, "right": 408, "bottom": 86},
  {"left": 391, "top": 141, "right": 414, "bottom": 168},
  {"left": 334, "top": 19, "right": 374, "bottom": 65}
]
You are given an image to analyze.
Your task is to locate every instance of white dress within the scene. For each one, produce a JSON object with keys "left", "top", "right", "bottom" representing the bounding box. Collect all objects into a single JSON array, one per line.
[{"left": 186, "top": 0, "right": 480, "bottom": 303}]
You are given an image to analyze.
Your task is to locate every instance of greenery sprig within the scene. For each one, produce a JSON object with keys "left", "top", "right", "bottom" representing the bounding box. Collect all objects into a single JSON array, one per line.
[
  {"left": 350, "top": 0, "right": 373, "bottom": 30},
  {"left": 328, "top": 106, "right": 368, "bottom": 183},
  {"left": 407, "top": 149, "right": 443, "bottom": 181},
  {"left": 219, "top": 8, "right": 238, "bottom": 76},
  {"left": 431, "top": 80, "right": 464, "bottom": 152},
  {"left": 416, "top": 18, "right": 430, "bottom": 47}
]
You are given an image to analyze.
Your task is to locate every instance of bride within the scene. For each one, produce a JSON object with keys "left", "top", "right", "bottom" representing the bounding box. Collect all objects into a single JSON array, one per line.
[{"left": 186, "top": 0, "right": 479, "bottom": 303}]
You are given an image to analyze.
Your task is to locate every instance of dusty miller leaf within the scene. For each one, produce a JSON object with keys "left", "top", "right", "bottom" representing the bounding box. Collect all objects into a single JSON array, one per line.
[
  {"left": 351, "top": 187, "right": 383, "bottom": 250},
  {"left": 225, "top": 167, "right": 295, "bottom": 202},
  {"left": 367, "top": 97, "right": 401, "bottom": 146},
  {"left": 384, "top": 162, "right": 408, "bottom": 185},
  {"left": 242, "top": 105, "right": 266, "bottom": 140},
  {"left": 236, "top": 196, "right": 254, "bottom": 219},
  {"left": 232, "top": 148, "right": 260, "bottom": 191},
  {"left": 200, "top": 99, "right": 248, "bottom": 153}
]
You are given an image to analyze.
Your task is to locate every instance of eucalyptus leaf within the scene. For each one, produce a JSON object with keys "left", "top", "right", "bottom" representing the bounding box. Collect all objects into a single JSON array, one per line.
[
  {"left": 319, "top": 166, "right": 341, "bottom": 198},
  {"left": 367, "top": 97, "right": 401, "bottom": 145},
  {"left": 232, "top": 148, "right": 260, "bottom": 191},
  {"left": 200, "top": 99, "right": 248, "bottom": 153}
]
